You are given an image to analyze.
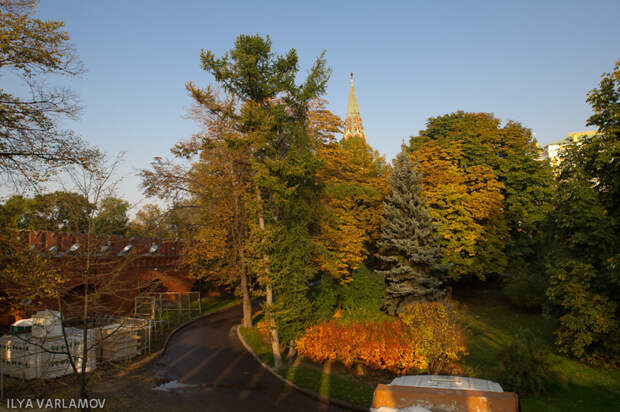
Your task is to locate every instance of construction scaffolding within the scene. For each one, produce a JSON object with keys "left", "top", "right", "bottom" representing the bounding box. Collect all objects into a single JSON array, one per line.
[
  {"left": 134, "top": 292, "right": 201, "bottom": 332},
  {"left": 0, "top": 293, "right": 201, "bottom": 395}
]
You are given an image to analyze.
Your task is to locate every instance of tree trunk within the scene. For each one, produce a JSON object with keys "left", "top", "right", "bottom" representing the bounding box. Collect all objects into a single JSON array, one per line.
[
  {"left": 239, "top": 255, "right": 252, "bottom": 328},
  {"left": 233, "top": 171, "right": 252, "bottom": 328},
  {"left": 265, "top": 283, "right": 282, "bottom": 369},
  {"left": 256, "top": 189, "right": 282, "bottom": 370},
  {"left": 80, "top": 224, "right": 91, "bottom": 411}
]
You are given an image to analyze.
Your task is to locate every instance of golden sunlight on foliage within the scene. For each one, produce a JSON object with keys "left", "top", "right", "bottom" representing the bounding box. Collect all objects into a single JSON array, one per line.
[
  {"left": 296, "top": 301, "right": 466, "bottom": 375},
  {"left": 310, "top": 102, "right": 390, "bottom": 283},
  {"left": 412, "top": 142, "right": 505, "bottom": 279},
  {"left": 0, "top": 231, "right": 66, "bottom": 312}
]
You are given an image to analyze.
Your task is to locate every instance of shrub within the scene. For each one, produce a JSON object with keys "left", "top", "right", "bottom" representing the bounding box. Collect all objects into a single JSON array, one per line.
[
  {"left": 399, "top": 301, "right": 468, "bottom": 374},
  {"left": 309, "top": 265, "right": 385, "bottom": 322},
  {"left": 496, "top": 329, "right": 555, "bottom": 396},
  {"left": 296, "top": 319, "right": 426, "bottom": 374},
  {"left": 340, "top": 265, "right": 385, "bottom": 318},
  {"left": 296, "top": 301, "right": 467, "bottom": 375}
]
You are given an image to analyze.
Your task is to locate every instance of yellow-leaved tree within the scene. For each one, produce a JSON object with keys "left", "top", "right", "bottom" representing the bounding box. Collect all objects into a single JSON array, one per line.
[
  {"left": 411, "top": 141, "right": 505, "bottom": 280},
  {"left": 310, "top": 101, "right": 390, "bottom": 283}
]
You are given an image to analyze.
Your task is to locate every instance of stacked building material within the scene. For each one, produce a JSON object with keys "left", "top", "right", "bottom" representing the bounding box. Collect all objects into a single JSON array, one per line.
[
  {"left": 97, "top": 323, "right": 140, "bottom": 361},
  {"left": 96, "top": 317, "right": 149, "bottom": 361},
  {"left": 0, "top": 334, "right": 42, "bottom": 380},
  {"left": 39, "top": 328, "right": 96, "bottom": 379},
  {"left": 31, "top": 310, "right": 63, "bottom": 340},
  {"left": 0, "top": 312, "right": 96, "bottom": 380}
]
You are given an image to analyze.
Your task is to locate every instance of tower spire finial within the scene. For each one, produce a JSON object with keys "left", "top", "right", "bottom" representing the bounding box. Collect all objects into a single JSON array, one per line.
[{"left": 343, "top": 72, "right": 365, "bottom": 140}]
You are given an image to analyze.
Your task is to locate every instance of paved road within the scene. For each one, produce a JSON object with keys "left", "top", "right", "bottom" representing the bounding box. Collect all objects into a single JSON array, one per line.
[{"left": 150, "top": 305, "right": 355, "bottom": 412}]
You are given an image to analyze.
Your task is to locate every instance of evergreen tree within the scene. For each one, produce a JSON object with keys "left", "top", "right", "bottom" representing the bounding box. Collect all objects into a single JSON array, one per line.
[
  {"left": 199, "top": 34, "right": 330, "bottom": 368},
  {"left": 378, "top": 147, "right": 445, "bottom": 315}
]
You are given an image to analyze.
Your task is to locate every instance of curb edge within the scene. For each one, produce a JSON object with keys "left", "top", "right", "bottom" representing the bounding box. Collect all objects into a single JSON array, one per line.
[
  {"left": 160, "top": 301, "right": 241, "bottom": 354},
  {"left": 235, "top": 325, "right": 370, "bottom": 412}
]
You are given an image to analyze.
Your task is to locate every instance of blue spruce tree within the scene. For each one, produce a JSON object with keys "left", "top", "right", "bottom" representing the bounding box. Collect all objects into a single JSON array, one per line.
[{"left": 378, "top": 146, "right": 445, "bottom": 315}]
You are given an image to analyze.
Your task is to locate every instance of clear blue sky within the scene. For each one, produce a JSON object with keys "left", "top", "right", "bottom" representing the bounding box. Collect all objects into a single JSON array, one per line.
[{"left": 23, "top": 0, "right": 620, "bottom": 207}]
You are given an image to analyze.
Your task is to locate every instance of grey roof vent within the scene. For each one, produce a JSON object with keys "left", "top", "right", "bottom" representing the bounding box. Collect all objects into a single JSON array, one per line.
[
  {"left": 100, "top": 241, "right": 112, "bottom": 253},
  {"left": 118, "top": 244, "right": 133, "bottom": 256}
]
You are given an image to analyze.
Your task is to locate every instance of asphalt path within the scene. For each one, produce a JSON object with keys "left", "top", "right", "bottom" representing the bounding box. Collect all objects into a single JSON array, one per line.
[{"left": 150, "top": 304, "right": 354, "bottom": 412}]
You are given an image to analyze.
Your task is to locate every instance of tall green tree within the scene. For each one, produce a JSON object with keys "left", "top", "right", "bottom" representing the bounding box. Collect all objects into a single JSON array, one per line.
[
  {"left": 93, "top": 197, "right": 130, "bottom": 235},
  {"left": 194, "top": 35, "right": 330, "bottom": 368},
  {"left": 377, "top": 147, "right": 445, "bottom": 315},
  {"left": 0, "top": 191, "right": 93, "bottom": 233},
  {"left": 582, "top": 59, "right": 620, "bottom": 221},
  {"left": 545, "top": 60, "right": 620, "bottom": 362}
]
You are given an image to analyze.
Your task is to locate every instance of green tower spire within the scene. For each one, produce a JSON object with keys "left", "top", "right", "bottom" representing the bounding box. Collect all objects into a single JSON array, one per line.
[{"left": 343, "top": 72, "right": 366, "bottom": 140}]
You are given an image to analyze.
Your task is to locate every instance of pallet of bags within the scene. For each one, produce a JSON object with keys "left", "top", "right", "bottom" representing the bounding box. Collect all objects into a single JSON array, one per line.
[
  {"left": 31, "top": 310, "right": 63, "bottom": 340},
  {"left": 96, "top": 323, "right": 141, "bottom": 361},
  {"left": 0, "top": 334, "right": 45, "bottom": 380},
  {"left": 38, "top": 328, "right": 96, "bottom": 379}
]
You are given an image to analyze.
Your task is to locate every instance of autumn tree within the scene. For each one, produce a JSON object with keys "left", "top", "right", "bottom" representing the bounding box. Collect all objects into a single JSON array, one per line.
[
  {"left": 129, "top": 203, "right": 178, "bottom": 239},
  {"left": 314, "top": 110, "right": 390, "bottom": 282},
  {"left": 0, "top": 230, "right": 64, "bottom": 318},
  {"left": 180, "top": 116, "right": 253, "bottom": 326},
  {"left": 409, "top": 112, "right": 553, "bottom": 285},
  {"left": 198, "top": 34, "right": 330, "bottom": 369},
  {"left": 140, "top": 85, "right": 254, "bottom": 328},
  {"left": 0, "top": 0, "right": 95, "bottom": 187},
  {"left": 410, "top": 140, "right": 505, "bottom": 280},
  {"left": 377, "top": 147, "right": 445, "bottom": 315}
]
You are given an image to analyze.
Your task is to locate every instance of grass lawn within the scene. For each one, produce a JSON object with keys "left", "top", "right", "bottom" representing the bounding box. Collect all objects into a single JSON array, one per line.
[
  {"left": 196, "top": 295, "right": 239, "bottom": 315},
  {"left": 457, "top": 290, "right": 620, "bottom": 412},
  {"left": 241, "top": 291, "right": 620, "bottom": 411},
  {"left": 239, "top": 326, "right": 375, "bottom": 408}
]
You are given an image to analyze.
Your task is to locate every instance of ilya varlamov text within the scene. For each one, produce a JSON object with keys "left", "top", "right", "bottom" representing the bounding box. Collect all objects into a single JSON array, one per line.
[{"left": 6, "top": 398, "right": 107, "bottom": 409}]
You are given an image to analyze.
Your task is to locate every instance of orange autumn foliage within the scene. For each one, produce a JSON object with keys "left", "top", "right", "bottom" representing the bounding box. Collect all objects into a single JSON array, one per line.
[
  {"left": 296, "top": 301, "right": 468, "bottom": 375},
  {"left": 296, "top": 319, "right": 426, "bottom": 374}
]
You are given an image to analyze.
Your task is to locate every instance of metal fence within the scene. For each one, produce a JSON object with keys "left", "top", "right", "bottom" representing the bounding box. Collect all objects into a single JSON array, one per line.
[
  {"left": 134, "top": 292, "right": 201, "bottom": 333},
  {"left": 0, "top": 293, "right": 202, "bottom": 398}
]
